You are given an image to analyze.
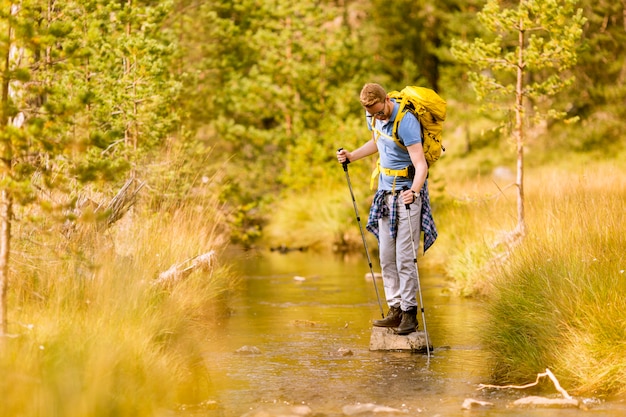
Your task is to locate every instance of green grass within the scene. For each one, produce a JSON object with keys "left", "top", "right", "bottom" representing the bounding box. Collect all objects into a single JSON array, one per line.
[
  {"left": 262, "top": 177, "right": 379, "bottom": 253},
  {"left": 1, "top": 195, "right": 236, "bottom": 416},
  {"left": 480, "top": 163, "right": 626, "bottom": 396}
]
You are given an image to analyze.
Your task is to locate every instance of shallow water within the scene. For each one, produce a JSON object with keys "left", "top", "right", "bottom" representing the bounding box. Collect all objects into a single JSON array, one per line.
[{"left": 198, "top": 250, "right": 625, "bottom": 416}]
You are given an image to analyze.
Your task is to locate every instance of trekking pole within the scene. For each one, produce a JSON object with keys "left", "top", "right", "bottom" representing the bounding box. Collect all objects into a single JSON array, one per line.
[
  {"left": 338, "top": 148, "right": 384, "bottom": 318},
  {"left": 403, "top": 186, "right": 432, "bottom": 358}
]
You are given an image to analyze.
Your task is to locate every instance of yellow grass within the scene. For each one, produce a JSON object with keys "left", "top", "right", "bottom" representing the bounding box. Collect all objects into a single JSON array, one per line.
[
  {"left": 459, "top": 162, "right": 626, "bottom": 396},
  {"left": 1, "top": 195, "right": 237, "bottom": 417}
]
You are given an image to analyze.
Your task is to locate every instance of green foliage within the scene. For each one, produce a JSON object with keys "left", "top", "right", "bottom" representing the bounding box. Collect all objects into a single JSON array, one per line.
[
  {"left": 451, "top": 0, "right": 586, "bottom": 112},
  {"left": 175, "top": 0, "right": 377, "bottom": 245},
  {"left": 262, "top": 178, "right": 374, "bottom": 252},
  {"left": 367, "top": 0, "right": 459, "bottom": 90},
  {"left": 1, "top": 0, "right": 182, "bottom": 201},
  {"left": 71, "top": 0, "right": 182, "bottom": 178},
  {"left": 569, "top": 1, "right": 626, "bottom": 113}
]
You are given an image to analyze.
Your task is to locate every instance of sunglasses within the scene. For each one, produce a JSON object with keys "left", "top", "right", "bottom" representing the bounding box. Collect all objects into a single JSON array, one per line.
[{"left": 371, "top": 101, "right": 387, "bottom": 117}]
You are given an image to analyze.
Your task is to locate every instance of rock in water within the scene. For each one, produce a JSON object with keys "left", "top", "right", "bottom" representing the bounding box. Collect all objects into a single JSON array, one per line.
[
  {"left": 461, "top": 398, "right": 494, "bottom": 409},
  {"left": 240, "top": 405, "right": 312, "bottom": 417},
  {"left": 511, "top": 396, "right": 579, "bottom": 408},
  {"left": 369, "top": 326, "right": 431, "bottom": 352},
  {"left": 342, "top": 403, "right": 403, "bottom": 415},
  {"left": 235, "top": 345, "right": 262, "bottom": 355}
]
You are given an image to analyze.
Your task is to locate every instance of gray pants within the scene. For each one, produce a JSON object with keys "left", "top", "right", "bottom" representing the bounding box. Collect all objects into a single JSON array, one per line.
[{"left": 378, "top": 193, "right": 422, "bottom": 311}]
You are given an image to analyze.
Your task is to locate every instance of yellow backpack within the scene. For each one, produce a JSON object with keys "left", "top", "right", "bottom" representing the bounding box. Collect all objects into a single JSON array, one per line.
[
  {"left": 369, "top": 86, "right": 447, "bottom": 190},
  {"left": 372, "top": 86, "right": 447, "bottom": 167}
]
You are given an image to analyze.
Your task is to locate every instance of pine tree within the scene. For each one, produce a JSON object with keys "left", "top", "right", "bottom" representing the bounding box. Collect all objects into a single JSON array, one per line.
[
  {"left": 0, "top": 0, "right": 181, "bottom": 336},
  {"left": 452, "top": 0, "right": 586, "bottom": 240}
]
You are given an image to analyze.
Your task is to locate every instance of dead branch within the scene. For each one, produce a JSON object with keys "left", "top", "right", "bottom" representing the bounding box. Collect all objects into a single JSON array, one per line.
[
  {"left": 154, "top": 250, "right": 215, "bottom": 286},
  {"left": 478, "top": 368, "right": 573, "bottom": 400},
  {"left": 97, "top": 177, "right": 145, "bottom": 227}
]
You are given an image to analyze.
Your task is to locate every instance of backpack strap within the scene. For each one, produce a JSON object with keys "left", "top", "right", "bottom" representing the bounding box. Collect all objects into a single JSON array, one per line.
[
  {"left": 368, "top": 102, "right": 414, "bottom": 190},
  {"left": 369, "top": 110, "right": 408, "bottom": 151},
  {"left": 392, "top": 94, "right": 411, "bottom": 148},
  {"left": 389, "top": 92, "right": 427, "bottom": 152},
  {"left": 369, "top": 158, "right": 414, "bottom": 191}
]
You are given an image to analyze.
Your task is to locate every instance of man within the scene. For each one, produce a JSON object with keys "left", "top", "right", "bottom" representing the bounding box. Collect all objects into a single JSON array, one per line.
[{"left": 336, "top": 83, "right": 437, "bottom": 335}]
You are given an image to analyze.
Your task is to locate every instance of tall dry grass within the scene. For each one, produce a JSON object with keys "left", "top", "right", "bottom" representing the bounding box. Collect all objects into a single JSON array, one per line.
[
  {"left": 1, "top": 192, "right": 236, "bottom": 416},
  {"left": 444, "top": 163, "right": 626, "bottom": 396}
]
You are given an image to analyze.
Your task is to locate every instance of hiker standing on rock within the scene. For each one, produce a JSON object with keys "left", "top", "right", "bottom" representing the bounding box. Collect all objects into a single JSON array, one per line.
[{"left": 336, "top": 83, "right": 438, "bottom": 335}]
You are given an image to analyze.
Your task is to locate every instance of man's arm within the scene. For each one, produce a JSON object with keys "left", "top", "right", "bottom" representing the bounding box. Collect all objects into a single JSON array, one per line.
[
  {"left": 336, "top": 138, "right": 378, "bottom": 164},
  {"left": 400, "top": 142, "right": 428, "bottom": 205}
]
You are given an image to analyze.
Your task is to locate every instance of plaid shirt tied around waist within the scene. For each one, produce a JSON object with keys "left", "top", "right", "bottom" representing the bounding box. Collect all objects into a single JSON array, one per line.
[{"left": 365, "top": 185, "right": 438, "bottom": 252}]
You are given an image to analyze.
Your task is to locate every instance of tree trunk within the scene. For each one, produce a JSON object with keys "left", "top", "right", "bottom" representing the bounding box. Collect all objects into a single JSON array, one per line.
[
  {"left": 514, "top": 15, "right": 527, "bottom": 238},
  {"left": 0, "top": 4, "right": 13, "bottom": 338},
  {"left": 0, "top": 192, "right": 12, "bottom": 337},
  {"left": 621, "top": 0, "right": 626, "bottom": 84},
  {"left": 0, "top": 3, "right": 19, "bottom": 338}
]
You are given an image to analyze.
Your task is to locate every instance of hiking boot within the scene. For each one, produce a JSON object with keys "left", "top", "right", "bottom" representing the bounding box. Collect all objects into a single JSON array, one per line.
[
  {"left": 395, "top": 307, "right": 418, "bottom": 335},
  {"left": 372, "top": 306, "right": 402, "bottom": 327}
]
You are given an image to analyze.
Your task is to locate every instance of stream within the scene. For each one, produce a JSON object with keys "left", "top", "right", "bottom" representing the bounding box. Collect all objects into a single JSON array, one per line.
[{"left": 198, "top": 250, "right": 625, "bottom": 416}]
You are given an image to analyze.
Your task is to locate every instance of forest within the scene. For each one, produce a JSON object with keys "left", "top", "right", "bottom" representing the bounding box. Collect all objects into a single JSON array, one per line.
[{"left": 0, "top": 0, "right": 625, "bottom": 415}]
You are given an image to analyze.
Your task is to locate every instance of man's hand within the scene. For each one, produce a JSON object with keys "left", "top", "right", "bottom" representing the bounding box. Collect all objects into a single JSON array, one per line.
[
  {"left": 401, "top": 189, "right": 417, "bottom": 206},
  {"left": 336, "top": 148, "right": 351, "bottom": 164}
]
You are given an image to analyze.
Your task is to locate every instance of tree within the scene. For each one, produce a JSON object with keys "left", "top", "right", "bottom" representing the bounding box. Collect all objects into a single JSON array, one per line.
[
  {"left": 173, "top": 0, "right": 377, "bottom": 246},
  {"left": 451, "top": 0, "right": 586, "bottom": 240},
  {"left": 0, "top": 1, "right": 65, "bottom": 337},
  {"left": 557, "top": 0, "right": 626, "bottom": 154},
  {"left": 0, "top": 0, "right": 181, "bottom": 337},
  {"left": 0, "top": 0, "right": 95, "bottom": 336},
  {"left": 575, "top": 1, "right": 626, "bottom": 112}
]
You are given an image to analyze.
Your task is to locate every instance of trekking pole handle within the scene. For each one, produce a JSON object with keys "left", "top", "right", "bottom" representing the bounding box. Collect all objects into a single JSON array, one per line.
[
  {"left": 337, "top": 148, "right": 350, "bottom": 171},
  {"left": 402, "top": 186, "right": 411, "bottom": 210}
]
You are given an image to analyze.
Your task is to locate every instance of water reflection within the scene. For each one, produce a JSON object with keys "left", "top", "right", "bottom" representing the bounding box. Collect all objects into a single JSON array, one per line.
[{"left": 200, "top": 250, "right": 624, "bottom": 416}]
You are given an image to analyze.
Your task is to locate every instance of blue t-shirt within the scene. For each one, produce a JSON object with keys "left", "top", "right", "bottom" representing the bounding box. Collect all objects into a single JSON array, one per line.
[{"left": 366, "top": 99, "right": 423, "bottom": 191}]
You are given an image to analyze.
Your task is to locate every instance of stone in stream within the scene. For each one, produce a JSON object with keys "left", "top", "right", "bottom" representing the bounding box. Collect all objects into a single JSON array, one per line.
[
  {"left": 240, "top": 405, "right": 312, "bottom": 417},
  {"left": 369, "top": 326, "right": 432, "bottom": 352},
  {"left": 461, "top": 398, "right": 494, "bottom": 409},
  {"left": 511, "top": 396, "right": 580, "bottom": 408},
  {"left": 235, "top": 345, "right": 262, "bottom": 355},
  {"left": 342, "top": 403, "right": 403, "bottom": 415}
]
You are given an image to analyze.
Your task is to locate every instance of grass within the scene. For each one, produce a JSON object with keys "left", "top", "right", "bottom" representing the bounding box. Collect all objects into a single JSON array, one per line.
[
  {"left": 426, "top": 174, "right": 519, "bottom": 295},
  {"left": 420, "top": 161, "right": 626, "bottom": 396},
  {"left": 262, "top": 177, "right": 379, "bottom": 253},
  {"left": 479, "top": 163, "right": 626, "bottom": 396},
  {"left": 1, "top": 192, "right": 237, "bottom": 416}
]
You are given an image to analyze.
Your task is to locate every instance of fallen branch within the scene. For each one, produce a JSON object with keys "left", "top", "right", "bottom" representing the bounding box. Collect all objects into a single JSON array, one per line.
[
  {"left": 155, "top": 250, "right": 215, "bottom": 286},
  {"left": 478, "top": 368, "right": 573, "bottom": 400}
]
